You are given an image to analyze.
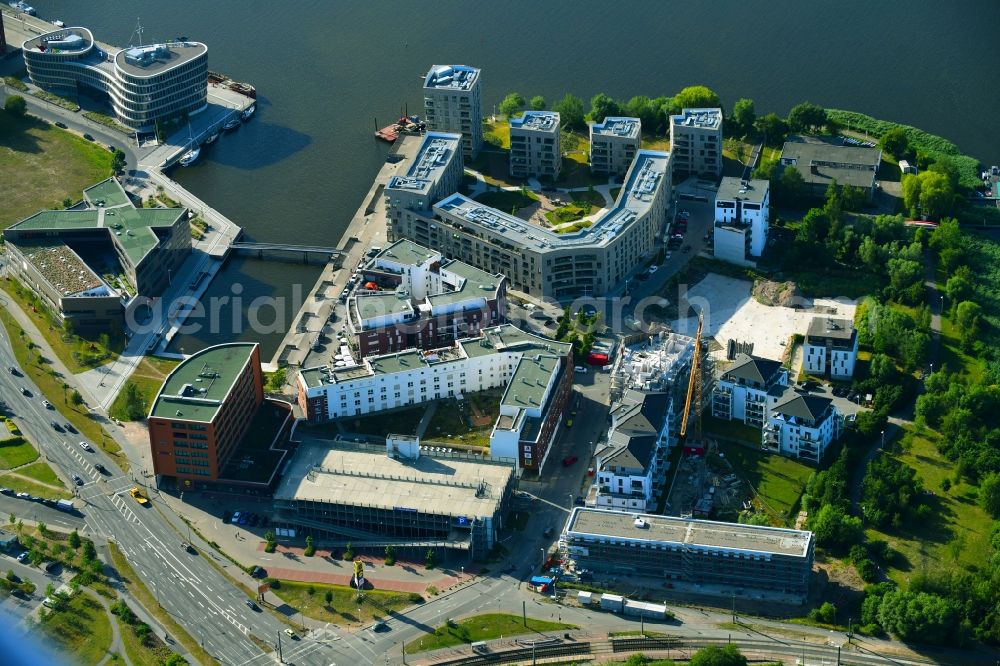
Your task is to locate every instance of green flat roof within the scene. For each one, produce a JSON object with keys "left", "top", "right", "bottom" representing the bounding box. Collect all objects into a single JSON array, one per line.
[
  {"left": 377, "top": 239, "right": 438, "bottom": 267},
  {"left": 368, "top": 349, "right": 425, "bottom": 376},
  {"left": 9, "top": 204, "right": 184, "bottom": 266},
  {"left": 83, "top": 178, "right": 131, "bottom": 208},
  {"left": 354, "top": 292, "right": 414, "bottom": 320},
  {"left": 150, "top": 343, "right": 258, "bottom": 422},
  {"left": 502, "top": 354, "right": 561, "bottom": 410},
  {"left": 428, "top": 260, "right": 503, "bottom": 308}
]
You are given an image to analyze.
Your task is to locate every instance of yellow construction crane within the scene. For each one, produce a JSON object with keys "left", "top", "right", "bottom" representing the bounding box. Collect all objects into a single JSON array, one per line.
[{"left": 679, "top": 313, "right": 704, "bottom": 445}]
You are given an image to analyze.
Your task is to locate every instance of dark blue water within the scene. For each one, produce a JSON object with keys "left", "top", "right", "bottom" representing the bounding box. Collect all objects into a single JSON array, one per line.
[{"left": 32, "top": 0, "right": 1000, "bottom": 357}]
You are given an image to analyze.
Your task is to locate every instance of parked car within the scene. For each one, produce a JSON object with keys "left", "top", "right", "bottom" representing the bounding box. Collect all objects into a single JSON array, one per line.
[
  {"left": 543, "top": 527, "right": 555, "bottom": 538},
  {"left": 562, "top": 456, "right": 578, "bottom": 467},
  {"left": 83, "top": 133, "right": 94, "bottom": 141},
  {"left": 54, "top": 121, "right": 67, "bottom": 129},
  {"left": 16, "top": 552, "right": 29, "bottom": 563},
  {"left": 647, "top": 265, "right": 658, "bottom": 274},
  {"left": 16, "top": 492, "right": 30, "bottom": 499}
]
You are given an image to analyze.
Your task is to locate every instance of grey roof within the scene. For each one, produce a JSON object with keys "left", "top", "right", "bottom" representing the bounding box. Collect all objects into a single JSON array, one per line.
[
  {"left": 591, "top": 117, "right": 640, "bottom": 139},
  {"left": 602, "top": 390, "right": 670, "bottom": 473},
  {"left": 423, "top": 64, "right": 480, "bottom": 91},
  {"left": 671, "top": 108, "right": 722, "bottom": 131},
  {"left": 716, "top": 177, "right": 769, "bottom": 204},
  {"left": 722, "top": 354, "right": 783, "bottom": 386},
  {"left": 385, "top": 132, "right": 462, "bottom": 196},
  {"left": 806, "top": 317, "right": 855, "bottom": 341},
  {"left": 772, "top": 390, "right": 832, "bottom": 422},
  {"left": 566, "top": 507, "right": 812, "bottom": 558},
  {"left": 115, "top": 40, "right": 206, "bottom": 77},
  {"left": 510, "top": 111, "right": 560, "bottom": 133},
  {"left": 781, "top": 135, "right": 881, "bottom": 189}
]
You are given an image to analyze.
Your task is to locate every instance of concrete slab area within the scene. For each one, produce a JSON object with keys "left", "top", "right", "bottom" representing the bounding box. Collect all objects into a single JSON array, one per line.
[{"left": 673, "top": 273, "right": 857, "bottom": 363}]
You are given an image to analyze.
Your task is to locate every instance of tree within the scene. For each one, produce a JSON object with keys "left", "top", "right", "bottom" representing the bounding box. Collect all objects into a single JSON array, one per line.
[
  {"left": 164, "top": 654, "right": 186, "bottom": 666},
  {"left": 68, "top": 530, "right": 81, "bottom": 550},
  {"left": 810, "top": 504, "right": 863, "bottom": 553},
  {"left": 929, "top": 156, "right": 960, "bottom": 190},
  {"left": 384, "top": 544, "right": 396, "bottom": 566},
  {"left": 918, "top": 170, "right": 954, "bottom": 220},
  {"left": 688, "top": 644, "right": 747, "bottom": 666},
  {"left": 979, "top": 473, "right": 1000, "bottom": 518},
  {"left": 553, "top": 94, "right": 585, "bottom": 132},
  {"left": 624, "top": 96, "right": 657, "bottom": 130},
  {"left": 670, "top": 85, "right": 721, "bottom": 114},
  {"left": 70, "top": 390, "right": 83, "bottom": 407},
  {"left": 529, "top": 95, "right": 546, "bottom": 111},
  {"left": 886, "top": 257, "right": 924, "bottom": 304},
  {"left": 588, "top": 93, "right": 621, "bottom": 124},
  {"left": 111, "top": 149, "right": 126, "bottom": 174},
  {"left": 786, "top": 102, "right": 828, "bottom": 133},
  {"left": 37, "top": 521, "right": 47, "bottom": 537},
  {"left": 120, "top": 381, "right": 148, "bottom": 421},
  {"left": 877, "top": 589, "right": 961, "bottom": 645},
  {"left": 499, "top": 92, "right": 525, "bottom": 118},
  {"left": 324, "top": 589, "right": 333, "bottom": 607},
  {"left": 879, "top": 127, "right": 910, "bottom": 159},
  {"left": 425, "top": 548, "right": 436, "bottom": 569},
  {"left": 304, "top": 535, "right": 315, "bottom": 557},
  {"left": 901, "top": 173, "right": 921, "bottom": 217},
  {"left": 343, "top": 541, "right": 354, "bottom": 561},
  {"left": 264, "top": 530, "right": 276, "bottom": 553},
  {"left": 4, "top": 95, "right": 27, "bottom": 118},
  {"left": 955, "top": 301, "right": 982, "bottom": 352},
  {"left": 62, "top": 197, "right": 73, "bottom": 209},
  {"left": 81, "top": 539, "right": 97, "bottom": 562},
  {"left": 776, "top": 165, "right": 807, "bottom": 207},
  {"left": 730, "top": 98, "right": 756, "bottom": 138},
  {"left": 754, "top": 113, "right": 789, "bottom": 146}
]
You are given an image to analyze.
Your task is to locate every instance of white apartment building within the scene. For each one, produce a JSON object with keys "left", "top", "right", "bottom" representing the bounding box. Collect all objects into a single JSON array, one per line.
[
  {"left": 590, "top": 117, "right": 640, "bottom": 177},
  {"left": 297, "top": 325, "right": 573, "bottom": 472},
  {"left": 670, "top": 108, "right": 723, "bottom": 178},
  {"left": 509, "top": 111, "right": 561, "bottom": 180},
  {"left": 422, "top": 65, "right": 483, "bottom": 160},
  {"left": 711, "top": 354, "right": 788, "bottom": 428},
  {"left": 384, "top": 132, "right": 464, "bottom": 216},
  {"left": 713, "top": 177, "right": 770, "bottom": 265},
  {"left": 763, "top": 391, "right": 842, "bottom": 463},
  {"left": 595, "top": 391, "right": 672, "bottom": 512},
  {"left": 804, "top": 317, "right": 858, "bottom": 379}
]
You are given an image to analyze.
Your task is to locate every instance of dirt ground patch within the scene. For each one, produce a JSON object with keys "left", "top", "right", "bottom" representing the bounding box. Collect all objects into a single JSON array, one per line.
[{"left": 753, "top": 279, "right": 802, "bottom": 307}]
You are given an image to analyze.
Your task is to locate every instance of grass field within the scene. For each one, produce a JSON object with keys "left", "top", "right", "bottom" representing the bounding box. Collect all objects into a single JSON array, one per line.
[
  {"left": 865, "top": 427, "right": 993, "bottom": 585},
  {"left": 0, "top": 111, "right": 112, "bottom": 229},
  {"left": 109, "top": 356, "right": 179, "bottom": 422},
  {"left": 0, "top": 436, "right": 38, "bottom": 470},
  {"left": 115, "top": 611, "right": 177, "bottom": 666},
  {"left": 640, "top": 136, "right": 671, "bottom": 151},
  {"left": 271, "top": 580, "right": 420, "bottom": 627},
  {"left": 0, "top": 471, "right": 71, "bottom": 499},
  {"left": 938, "top": 313, "right": 984, "bottom": 383},
  {"left": 423, "top": 398, "right": 493, "bottom": 448},
  {"left": 16, "top": 460, "right": 62, "bottom": 486},
  {"left": 405, "top": 613, "right": 575, "bottom": 653},
  {"left": 483, "top": 119, "right": 510, "bottom": 150},
  {"left": 473, "top": 188, "right": 538, "bottom": 213},
  {"left": 717, "top": 441, "right": 814, "bottom": 523},
  {"left": 33, "top": 591, "right": 114, "bottom": 665},
  {"left": 704, "top": 415, "right": 762, "bottom": 445},
  {"left": 345, "top": 405, "right": 425, "bottom": 437}
]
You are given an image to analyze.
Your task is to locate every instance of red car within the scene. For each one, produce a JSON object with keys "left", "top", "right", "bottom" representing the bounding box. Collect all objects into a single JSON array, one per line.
[{"left": 562, "top": 456, "right": 578, "bottom": 467}]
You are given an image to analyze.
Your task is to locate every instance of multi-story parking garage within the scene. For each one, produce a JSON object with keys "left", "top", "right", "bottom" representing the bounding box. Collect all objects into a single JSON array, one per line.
[{"left": 22, "top": 26, "right": 208, "bottom": 130}]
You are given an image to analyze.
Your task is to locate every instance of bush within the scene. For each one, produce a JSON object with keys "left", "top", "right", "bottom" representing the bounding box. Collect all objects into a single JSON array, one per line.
[
  {"left": 3, "top": 76, "right": 28, "bottom": 92},
  {"left": 4, "top": 95, "right": 27, "bottom": 117},
  {"left": 264, "top": 577, "right": 280, "bottom": 589},
  {"left": 303, "top": 535, "right": 315, "bottom": 557},
  {"left": 856, "top": 558, "right": 878, "bottom": 582}
]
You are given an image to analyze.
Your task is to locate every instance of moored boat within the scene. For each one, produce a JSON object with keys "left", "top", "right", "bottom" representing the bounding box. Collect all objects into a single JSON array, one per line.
[
  {"left": 241, "top": 105, "right": 255, "bottom": 122},
  {"left": 178, "top": 146, "right": 201, "bottom": 167},
  {"left": 223, "top": 117, "right": 241, "bottom": 132},
  {"left": 204, "top": 131, "right": 219, "bottom": 145}
]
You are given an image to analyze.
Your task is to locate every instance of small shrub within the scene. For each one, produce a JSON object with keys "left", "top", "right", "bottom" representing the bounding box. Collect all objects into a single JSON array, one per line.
[
  {"left": 306, "top": 585, "right": 315, "bottom": 596},
  {"left": 427, "top": 585, "right": 439, "bottom": 596}
]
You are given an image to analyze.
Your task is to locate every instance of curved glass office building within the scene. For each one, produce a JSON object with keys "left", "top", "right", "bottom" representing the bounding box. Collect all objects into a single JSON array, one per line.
[{"left": 23, "top": 27, "right": 208, "bottom": 131}]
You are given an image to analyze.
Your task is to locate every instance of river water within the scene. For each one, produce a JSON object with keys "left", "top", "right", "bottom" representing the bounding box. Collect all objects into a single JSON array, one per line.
[{"left": 32, "top": 0, "right": 1000, "bottom": 357}]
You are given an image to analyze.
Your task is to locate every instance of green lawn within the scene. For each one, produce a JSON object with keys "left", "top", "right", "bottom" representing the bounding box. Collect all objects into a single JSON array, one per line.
[
  {"left": 483, "top": 119, "right": 510, "bottom": 150},
  {"left": 556, "top": 158, "right": 607, "bottom": 189},
  {"left": 473, "top": 188, "right": 538, "bottom": 213},
  {"left": 109, "top": 356, "right": 179, "bottom": 422},
  {"left": 0, "top": 472, "right": 71, "bottom": 499},
  {"left": 865, "top": 426, "right": 993, "bottom": 585},
  {"left": 344, "top": 405, "right": 425, "bottom": 437},
  {"left": 545, "top": 202, "right": 594, "bottom": 226},
  {"left": 938, "top": 314, "right": 984, "bottom": 383},
  {"left": 716, "top": 441, "right": 814, "bottom": 524},
  {"left": 33, "top": 591, "right": 114, "bottom": 665},
  {"left": 271, "top": 580, "right": 420, "bottom": 627},
  {"left": 571, "top": 189, "right": 607, "bottom": 207},
  {"left": 641, "top": 136, "right": 671, "bottom": 151},
  {"left": 115, "top": 612, "right": 178, "bottom": 666},
  {"left": 704, "top": 415, "right": 761, "bottom": 445},
  {"left": 17, "top": 460, "right": 62, "bottom": 486},
  {"left": 0, "top": 111, "right": 112, "bottom": 229},
  {"left": 404, "top": 613, "right": 576, "bottom": 654},
  {"left": 0, "top": 436, "right": 38, "bottom": 470}
]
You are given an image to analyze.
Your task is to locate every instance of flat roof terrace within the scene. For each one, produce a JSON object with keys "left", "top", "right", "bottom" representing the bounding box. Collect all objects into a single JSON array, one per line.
[
  {"left": 716, "top": 177, "right": 769, "bottom": 204},
  {"left": 274, "top": 439, "right": 513, "bottom": 519},
  {"left": 566, "top": 507, "right": 812, "bottom": 558},
  {"left": 23, "top": 27, "right": 93, "bottom": 53},
  {"left": 375, "top": 238, "right": 439, "bottom": 268},
  {"left": 20, "top": 242, "right": 106, "bottom": 296},
  {"left": 424, "top": 64, "right": 480, "bottom": 91},
  {"left": 114, "top": 40, "right": 207, "bottom": 77},
  {"left": 592, "top": 117, "right": 640, "bottom": 139},
  {"left": 386, "top": 133, "right": 461, "bottom": 197},
  {"left": 510, "top": 111, "right": 559, "bottom": 133},
  {"left": 672, "top": 108, "right": 722, "bottom": 131},
  {"left": 84, "top": 178, "right": 131, "bottom": 208}
]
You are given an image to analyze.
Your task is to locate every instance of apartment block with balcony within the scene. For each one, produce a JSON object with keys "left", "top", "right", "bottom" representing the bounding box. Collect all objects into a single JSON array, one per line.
[
  {"left": 422, "top": 64, "right": 483, "bottom": 161},
  {"left": 509, "top": 111, "right": 561, "bottom": 180},
  {"left": 590, "top": 117, "right": 640, "bottom": 177},
  {"left": 595, "top": 391, "right": 673, "bottom": 512},
  {"left": 713, "top": 177, "right": 770, "bottom": 266},
  {"left": 711, "top": 354, "right": 788, "bottom": 428},
  {"left": 669, "top": 108, "right": 722, "bottom": 178},
  {"left": 804, "top": 317, "right": 858, "bottom": 379},
  {"left": 763, "top": 390, "right": 841, "bottom": 463},
  {"left": 347, "top": 239, "right": 506, "bottom": 357}
]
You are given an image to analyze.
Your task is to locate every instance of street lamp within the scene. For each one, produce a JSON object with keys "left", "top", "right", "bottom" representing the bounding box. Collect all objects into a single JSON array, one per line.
[
  {"left": 881, "top": 430, "right": 885, "bottom": 449},
  {"left": 539, "top": 547, "right": 545, "bottom": 569}
]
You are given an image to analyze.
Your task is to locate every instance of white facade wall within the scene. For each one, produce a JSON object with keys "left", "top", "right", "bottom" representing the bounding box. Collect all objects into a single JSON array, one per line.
[
  {"left": 765, "top": 409, "right": 839, "bottom": 462},
  {"left": 713, "top": 226, "right": 752, "bottom": 266},
  {"left": 804, "top": 338, "right": 858, "bottom": 379}
]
